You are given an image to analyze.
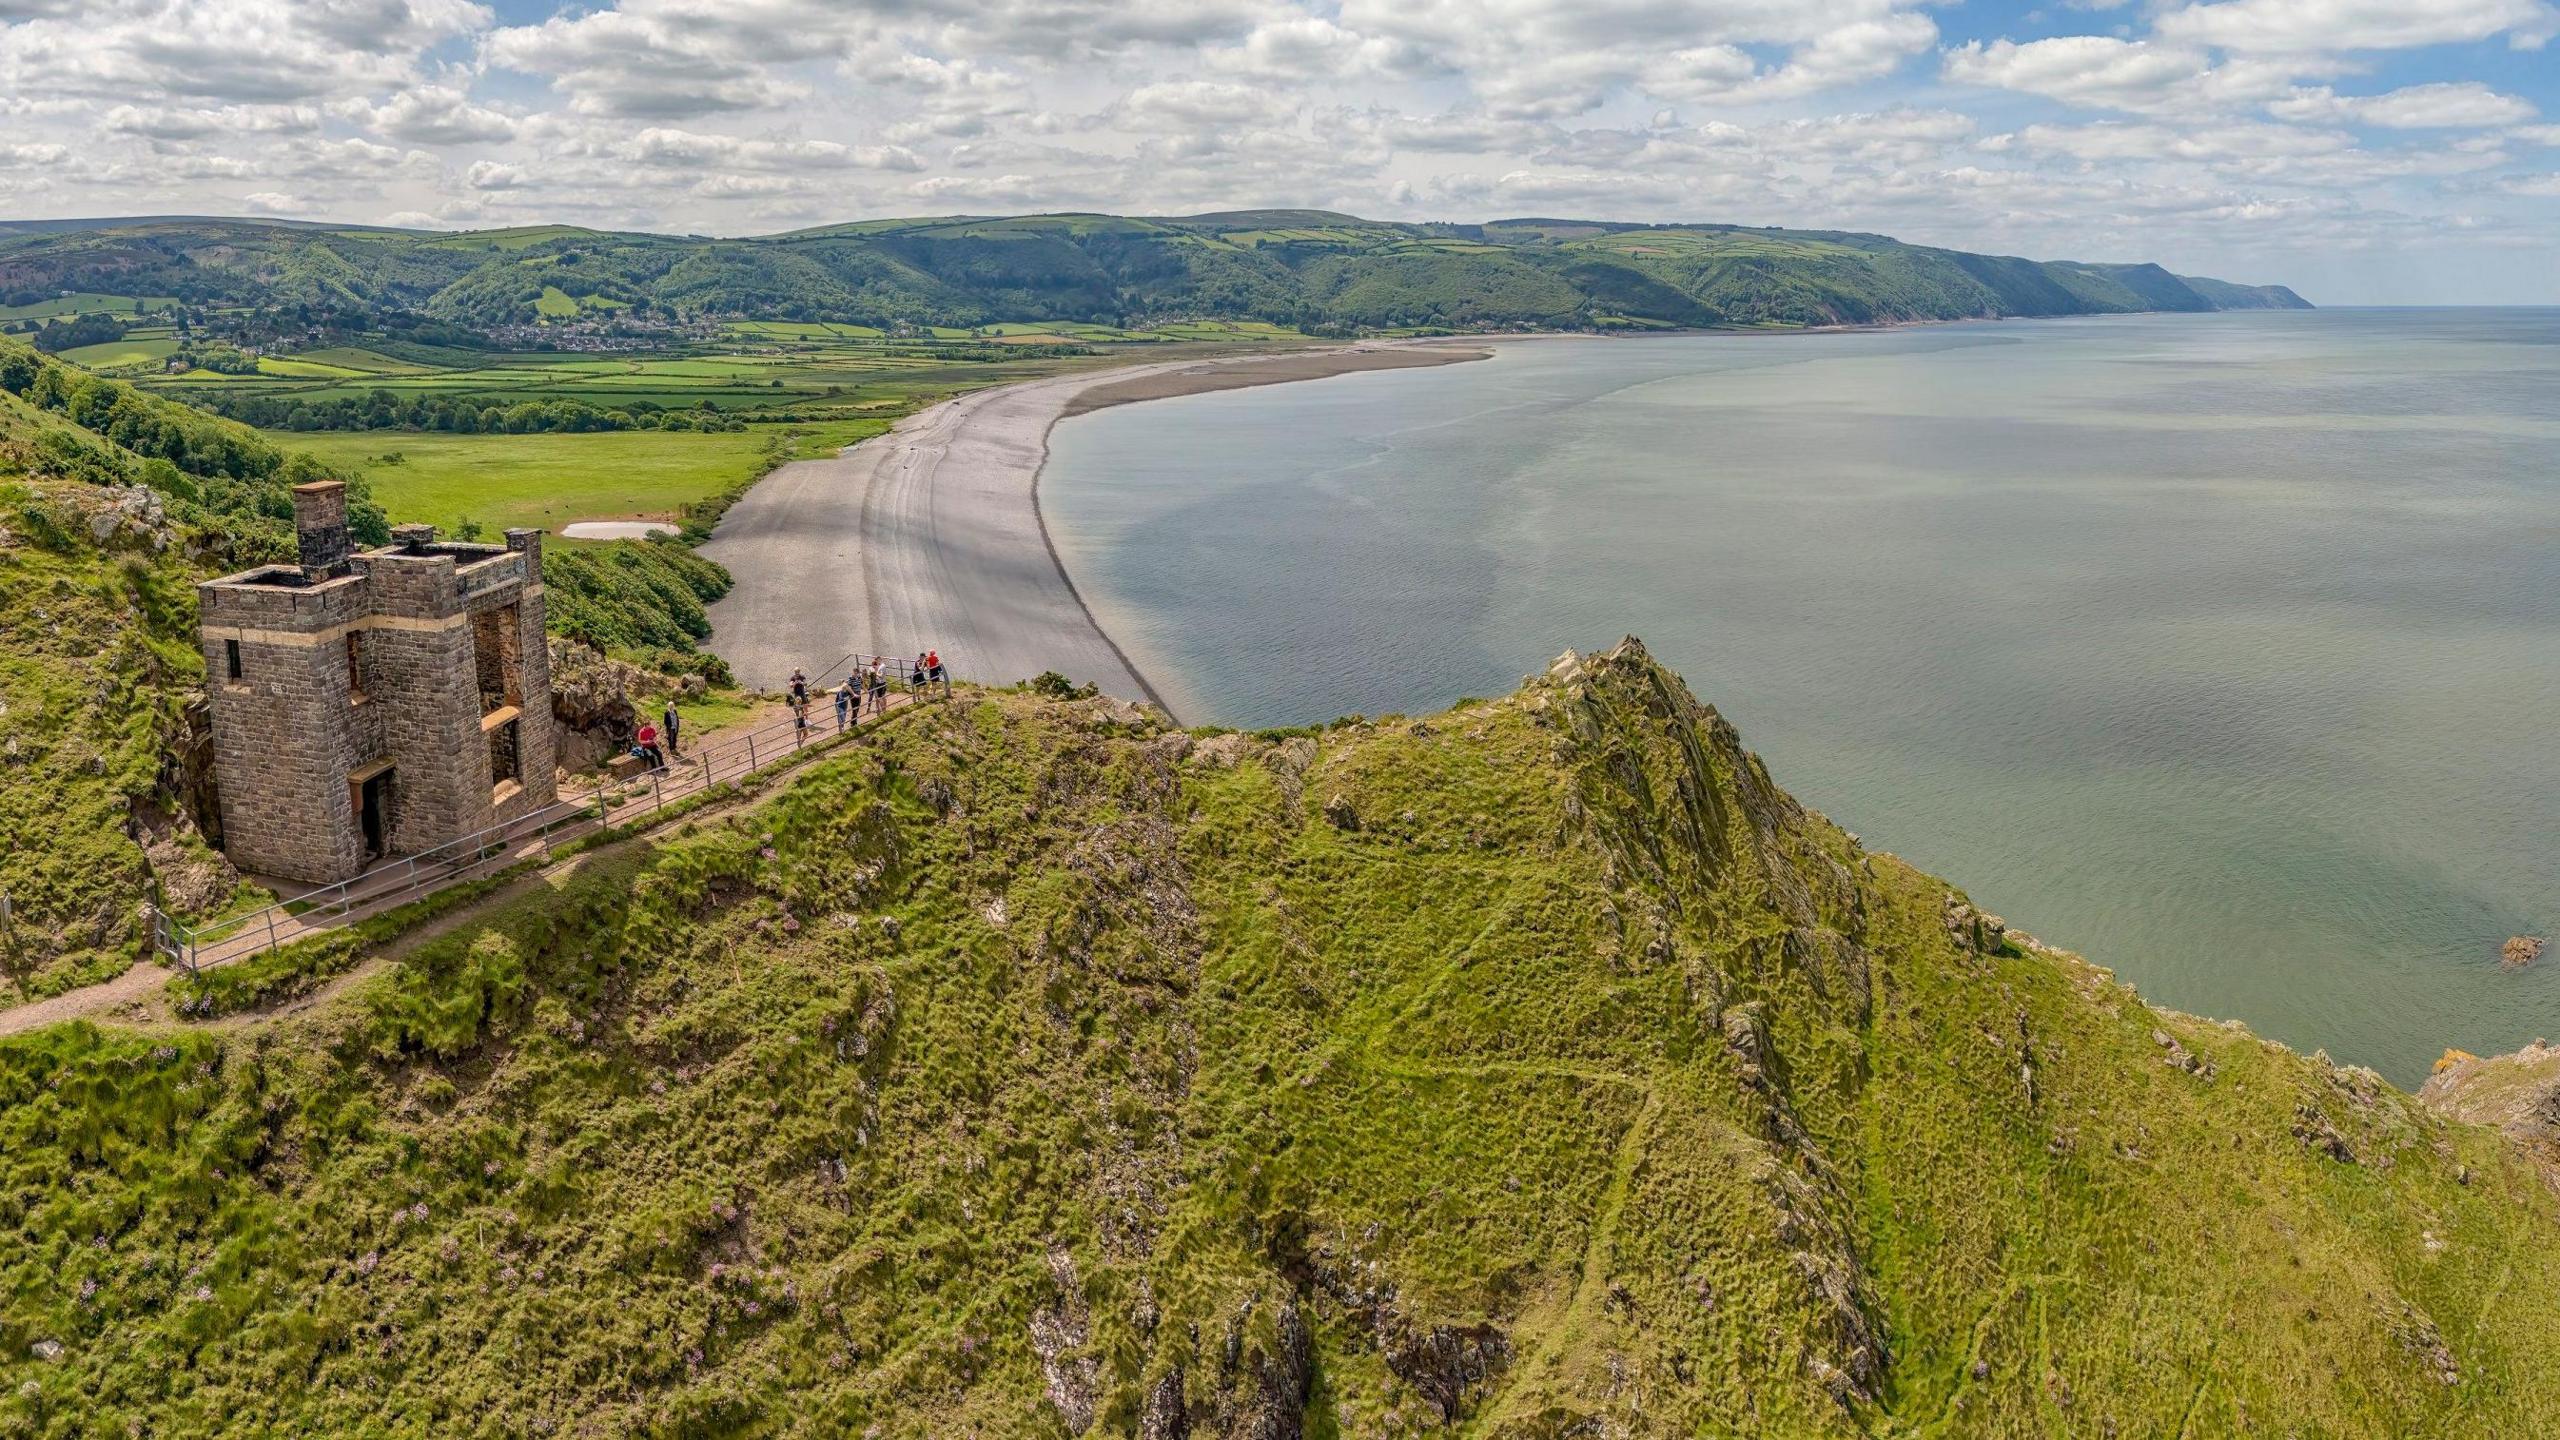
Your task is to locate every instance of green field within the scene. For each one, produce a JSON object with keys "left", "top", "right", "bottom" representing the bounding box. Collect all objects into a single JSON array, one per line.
[
  {"left": 290, "top": 346, "right": 437, "bottom": 374},
  {"left": 269, "top": 420, "right": 890, "bottom": 533},
  {"left": 255, "top": 355, "right": 370, "bottom": 378},
  {"left": 0, "top": 291, "right": 179, "bottom": 322},
  {"left": 54, "top": 336, "right": 179, "bottom": 369},
  {"left": 533, "top": 285, "right": 625, "bottom": 318}
]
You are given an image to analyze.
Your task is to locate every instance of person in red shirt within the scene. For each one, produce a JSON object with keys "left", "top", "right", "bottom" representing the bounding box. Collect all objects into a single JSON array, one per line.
[
  {"left": 925, "top": 649, "right": 943, "bottom": 687},
  {"left": 635, "top": 722, "right": 663, "bottom": 768}
]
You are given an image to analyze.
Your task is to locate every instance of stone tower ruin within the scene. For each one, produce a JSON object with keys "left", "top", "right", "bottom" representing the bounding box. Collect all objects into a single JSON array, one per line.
[{"left": 198, "top": 482, "right": 557, "bottom": 885}]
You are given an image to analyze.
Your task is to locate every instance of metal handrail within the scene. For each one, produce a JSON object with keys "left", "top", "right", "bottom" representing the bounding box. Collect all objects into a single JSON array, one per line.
[{"left": 169, "top": 790, "right": 611, "bottom": 968}]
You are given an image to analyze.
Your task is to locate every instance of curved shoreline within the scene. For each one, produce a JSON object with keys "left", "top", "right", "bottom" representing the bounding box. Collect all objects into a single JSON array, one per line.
[
  {"left": 1023, "top": 390, "right": 1182, "bottom": 720},
  {"left": 1029, "top": 343, "right": 1499, "bottom": 723},
  {"left": 698, "top": 342, "right": 1491, "bottom": 715}
]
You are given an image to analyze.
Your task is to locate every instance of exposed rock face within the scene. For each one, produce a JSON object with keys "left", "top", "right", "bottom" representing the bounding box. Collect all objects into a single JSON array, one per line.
[
  {"left": 2421, "top": 1041, "right": 2560, "bottom": 1181},
  {"left": 1188, "top": 732, "right": 1255, "bottom": 770},
  {"left": 547, "top": 636, "right": 644, "bottom": 773},
  {"left": 1029, "top": 1247, "right": 1100, "bottom": 1432},
  {"left": 140, "top": 827, "right": 236, "bottom": 915},
  {"left": 80, "top": 485, "right": 176, "bottom": 552},
  {"left": 1385, "top": 1323, "right": 1511, "bottom": 1423},
  {"left": 2503, "top": 936, "right": 2545, "bottom": 970},
  {"left": 2153, "top": 1028, "right": 2216, "bottom": 1079},
  {"left": 1139, "top": 1370, "right": 1189, "bottom": 1440},
  {"left": 1190, "top": 1301, "right": 1312, "bottom": 1440}
]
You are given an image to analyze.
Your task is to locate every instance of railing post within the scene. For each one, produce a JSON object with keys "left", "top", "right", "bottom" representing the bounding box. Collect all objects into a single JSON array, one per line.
[
  {"left": 264, "top": 906, "right": 279, "bottom": 955},
  {"left": 746, "top": 733, "right": 757, "bottom": 769}
]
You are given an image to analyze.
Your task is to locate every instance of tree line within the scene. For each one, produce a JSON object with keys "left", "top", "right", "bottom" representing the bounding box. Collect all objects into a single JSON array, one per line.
[{"left": 184, "top": 391, "right": 751, "bottom": 435}]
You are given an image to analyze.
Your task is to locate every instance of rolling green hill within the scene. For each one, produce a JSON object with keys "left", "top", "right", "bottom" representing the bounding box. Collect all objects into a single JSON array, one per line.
[
  {"left": 0, "top": 642, "right": 2547, "bottom": 1436},
  {"left": 0, "top": 212, "right": 2309, "bottom": 335}
]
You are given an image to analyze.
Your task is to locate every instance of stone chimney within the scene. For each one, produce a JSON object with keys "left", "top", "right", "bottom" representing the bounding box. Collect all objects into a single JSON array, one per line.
[
  {"left": 390, "top": 522, "right": 438, "bottom": 550},
  {"left": 292, "top": 480, "right": 351, "bottom": 579}
]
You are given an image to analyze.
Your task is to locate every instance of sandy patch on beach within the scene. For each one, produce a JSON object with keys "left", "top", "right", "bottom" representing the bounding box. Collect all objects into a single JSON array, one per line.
[{"left": 1061, "top": 344, "right": 1491, "bottom": 416}]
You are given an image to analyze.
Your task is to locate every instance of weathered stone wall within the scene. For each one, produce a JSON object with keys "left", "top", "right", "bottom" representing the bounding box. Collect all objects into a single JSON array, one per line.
[
  {"left": 199, "top": 574, "right": 369, "bottom": 884},
  {"left": 501, "top": 529, "right": 559, "bottom": 818},
  {"left": 364, "top": 619, "right": 484, "bottom": 854}
]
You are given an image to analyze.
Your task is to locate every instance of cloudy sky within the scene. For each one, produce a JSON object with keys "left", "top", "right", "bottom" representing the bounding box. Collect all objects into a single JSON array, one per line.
[{"left": 2, "top": 0, "right": 2555, "bottom": 302}]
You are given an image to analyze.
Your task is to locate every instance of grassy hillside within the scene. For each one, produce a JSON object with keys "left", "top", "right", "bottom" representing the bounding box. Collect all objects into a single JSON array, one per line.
[
  {"left": 2, "top": 642, "right": 2549, "bottom": 1436},
  {"left": 0, "top": 212, "right": 2307, "bottom": 335},
  {"left": 0, "top": 346, "right": 323, "bottom": 995}
]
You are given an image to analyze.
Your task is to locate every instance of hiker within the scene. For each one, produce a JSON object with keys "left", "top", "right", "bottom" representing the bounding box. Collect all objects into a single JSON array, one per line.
[
  {"left": 787, "top": 667, "right": 809, "bottom": 708},
  {"left": 914, "top": 653, "right": 929, "bottom": 692},
  {"left": 832, "top": 678, "right": 853, "bottom": 731},
  {"left": 925, "top": 648, "right": 944, "bottom": 687},
  {"left": 793, "top": 698, "right": 811, "bottom": 738},
  {"left": 635, "top": 721, "right": 664, "bottom": 768},
  {"left": 662, "top": 699, "right": 681, "bottom": 757},
  {"left": 867, "top": 658, "right": 888, "bottom": 715}
]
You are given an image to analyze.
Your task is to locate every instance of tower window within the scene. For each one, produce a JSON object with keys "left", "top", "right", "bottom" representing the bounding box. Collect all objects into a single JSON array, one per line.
[
  {"left": 225, "top": 638, "right": 242, "bottom": 680},
  {"left": 345, "top": 630, "right": 365, "bottom": 702}
]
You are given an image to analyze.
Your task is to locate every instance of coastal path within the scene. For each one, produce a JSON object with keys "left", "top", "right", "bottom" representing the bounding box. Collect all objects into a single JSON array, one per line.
[{"left": 0, "top": 670, "right": 942, "bottom": 1037}]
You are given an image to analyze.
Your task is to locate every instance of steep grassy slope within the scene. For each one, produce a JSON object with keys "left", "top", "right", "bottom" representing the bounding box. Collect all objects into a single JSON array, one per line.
[
  {"left": 3, "top": 643, "right": 2549, "bottom": 1436},
  {"left": 1, "top": 213, "right": 2306, "bottom": 334}
]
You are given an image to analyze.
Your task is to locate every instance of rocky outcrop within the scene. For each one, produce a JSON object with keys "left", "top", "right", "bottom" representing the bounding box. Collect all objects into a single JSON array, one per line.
[
  {"left": 1190, "top": 1300, "right": 1312, "bottom": 1440},
  {"left": 2421, "top": 1041, "right": 2560, "bottom": 1181},
  {"left": 82, "top": 484, "right": 177, "bottom": 553},
  {"left": 1029, "top": 1248, "right": 1099, "bottom": 1432},
  {"left": 546, "top": 637, "right": 646, "bottom": 772},
  {"left": 1537, "top": 639, "right": 1887, "bottom": 1411},
  {"left": 1139, "top": 1369, "right": 1189, "bottom": 1440}
]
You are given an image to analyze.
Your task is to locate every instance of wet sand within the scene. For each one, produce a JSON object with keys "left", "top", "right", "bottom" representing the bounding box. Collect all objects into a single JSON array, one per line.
[
  {"left": 698, "top": 342, "right": 1491, "bottom": 711},
  {"left": 1062, "top": 344, "right": 1491, "bottom": 415}
]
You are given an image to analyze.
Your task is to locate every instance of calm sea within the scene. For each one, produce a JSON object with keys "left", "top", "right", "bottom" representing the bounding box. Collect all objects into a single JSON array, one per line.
[{"left": 1042, "top": 311, "right": 2560, "bottom": 1084}]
